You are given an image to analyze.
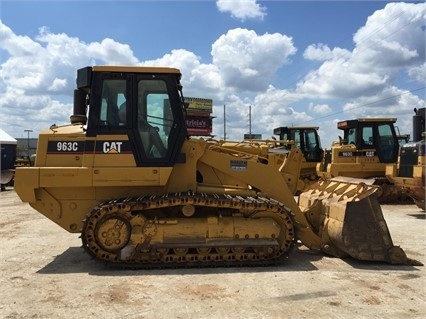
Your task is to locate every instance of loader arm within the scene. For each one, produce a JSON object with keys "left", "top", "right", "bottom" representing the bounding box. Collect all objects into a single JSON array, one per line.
[{"left": 198, "top": 147, "right": 323, "bottom": 250}]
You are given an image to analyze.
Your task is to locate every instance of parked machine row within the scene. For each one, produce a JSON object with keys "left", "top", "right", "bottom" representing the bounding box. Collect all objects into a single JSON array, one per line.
[{"left": 273, "top": 111, "right": 425, "bottom": 207}]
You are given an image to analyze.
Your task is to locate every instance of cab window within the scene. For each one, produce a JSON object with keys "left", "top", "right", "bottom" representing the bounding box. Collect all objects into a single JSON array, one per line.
[
  {"left": 361, "top": 126, "right": 373, "bottom": 147},
  {"left": 99, "top": 79, "right": 126, "bottom": 126},
  {"left": 346, "top": 129, "right": 356, "bottom": 144},
  {"left": 137, "top": 79, "right": 174, "bottom": 158}
]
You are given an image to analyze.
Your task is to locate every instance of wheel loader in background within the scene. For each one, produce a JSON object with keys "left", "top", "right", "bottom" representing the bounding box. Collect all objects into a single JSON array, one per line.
[
  {"left": 13, "top": 66, "right": 420, "bottom": 268},
  {"left": 316, "top": 118, "right": 412, "bottom": 204},
  {"left": 273, "top": 126, "right": 323, "bottom": 193},
  {"left": 386, "top": 108, "right": 425, "bottom": 210}
]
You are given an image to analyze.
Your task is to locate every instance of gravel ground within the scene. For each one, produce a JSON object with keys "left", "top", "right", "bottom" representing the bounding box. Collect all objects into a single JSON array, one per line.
[{"left": 0, "top": 187, "right": 425, "bottom": 319}]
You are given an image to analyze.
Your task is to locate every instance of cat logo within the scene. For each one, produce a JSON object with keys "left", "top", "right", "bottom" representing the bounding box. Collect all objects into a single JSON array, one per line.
[{"left": 103, "top": 141, "right": 123, "bottom": 154}]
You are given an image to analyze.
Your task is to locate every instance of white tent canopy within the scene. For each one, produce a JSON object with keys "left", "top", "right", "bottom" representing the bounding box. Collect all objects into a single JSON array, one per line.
[{"left": 0, "top": 128, "right": 17, "bottom": 145}]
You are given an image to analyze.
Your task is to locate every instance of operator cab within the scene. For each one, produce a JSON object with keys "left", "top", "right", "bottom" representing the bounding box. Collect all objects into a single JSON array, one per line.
[
  {"left": 273, "top": 126, "right": 323, "bottom": 162},
  {"left": 72, "top": 66, "right": 187, "bottom": 167},
  {"left": 337, "top": 118, "right": 399, "bottom": 163}
]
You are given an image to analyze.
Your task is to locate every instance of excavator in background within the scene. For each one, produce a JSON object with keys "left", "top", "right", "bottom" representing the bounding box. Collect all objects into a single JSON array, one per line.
[
  {"left": 316, "top": 117, "right": 411, "bottom": 203},
  {"left": 13, "top": 66, "right": 420, "bottom": 268},
  {"left": 273, "top": 126, "right": 323, "bottom": 193},
  {"left": 386, "top": 108, "right": 425, "bottom": 210}
]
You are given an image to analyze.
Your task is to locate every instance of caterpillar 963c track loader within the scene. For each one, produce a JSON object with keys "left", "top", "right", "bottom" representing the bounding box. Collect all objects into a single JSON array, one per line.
[
  {"left": 316, "top": 118, "right": 412, "bottom": 204},
  {"left": 14, "top": 66, "right": 419, "bottom": 268}
]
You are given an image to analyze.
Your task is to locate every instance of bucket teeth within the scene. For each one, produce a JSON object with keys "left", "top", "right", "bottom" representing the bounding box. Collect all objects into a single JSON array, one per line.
[{"left": 299, "top": 179, "right": 422, "bottom": 266}]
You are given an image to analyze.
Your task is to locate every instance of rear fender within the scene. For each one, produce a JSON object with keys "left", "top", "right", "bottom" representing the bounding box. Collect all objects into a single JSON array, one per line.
[{"left": 14, "top": 167, "right": 40, "bottom": 202}]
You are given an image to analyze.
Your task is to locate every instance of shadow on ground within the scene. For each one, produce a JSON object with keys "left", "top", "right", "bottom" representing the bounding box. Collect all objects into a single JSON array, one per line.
[{"left": 36, "top": 245, "right": 323, "bottom": 276}]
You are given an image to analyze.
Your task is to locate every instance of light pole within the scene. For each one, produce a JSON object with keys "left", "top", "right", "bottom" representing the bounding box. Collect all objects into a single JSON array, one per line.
[{"left": 24, "top": 129, "right": 33, "bottom": 158}]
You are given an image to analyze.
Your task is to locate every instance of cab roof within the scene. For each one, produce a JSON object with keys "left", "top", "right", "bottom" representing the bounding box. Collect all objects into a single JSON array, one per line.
[
  {"left": 273, "top": 126, "right": 319, "bottom": 135},
  {"left": 92, "top": 65, "right": 181, "bottom": 74},
  {"left": 338, "top": 118, "right": 397, "bottom": 129}
]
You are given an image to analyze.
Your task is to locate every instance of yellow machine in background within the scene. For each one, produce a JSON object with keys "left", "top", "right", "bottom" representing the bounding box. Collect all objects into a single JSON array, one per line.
[
  {"left": 316, "top": 118, "right": 411, "bottom": 203},
  {"left": 273, "top": 126, "right": 323, "bottom": 193},
  {"left": 386, "top": 108, "right": 425, "bottom": 210},
  {"left": 14, "top": 66, "right": 420, "bottom": 268}
]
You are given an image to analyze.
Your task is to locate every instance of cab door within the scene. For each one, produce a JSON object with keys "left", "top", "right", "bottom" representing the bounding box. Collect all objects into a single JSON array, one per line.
[
  {"left": 374, "top": 123, "right": 399, "bottom": 163},
  {"left": 131, "top": 74, "right": 187, "bottom": 167}
]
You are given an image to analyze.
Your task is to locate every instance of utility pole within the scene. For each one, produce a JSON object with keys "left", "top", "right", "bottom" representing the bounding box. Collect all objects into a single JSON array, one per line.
[
  {"left": 223, "top": 104, "right": 226, "bottom": 141},
  {"left": 24, "top": 129, "right": 33, "bottom": 158},
  {"left": 248, "top": 105, "right": 252, "bottom": 135}
]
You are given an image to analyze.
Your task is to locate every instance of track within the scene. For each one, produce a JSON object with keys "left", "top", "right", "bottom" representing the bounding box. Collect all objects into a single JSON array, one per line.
[
  {"left": 373, "top": 177, "right": 415, "bottom": 204},
  {"left": 81, "top": 192, "right": 295, "bottom": 269}
]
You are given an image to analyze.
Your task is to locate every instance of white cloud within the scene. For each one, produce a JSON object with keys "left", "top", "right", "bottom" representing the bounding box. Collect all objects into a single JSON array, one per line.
[
  {"left": 211, "top": 28, "right": 296, "bottom": 91},
  {"left": 407, "top": 62, "right": 426, "bottom": 83},
  {"left": 87, "top": 38, "right": 139, "bottom": 65},
  {"left": 296, "top": 2, "right": 426, "bottom": 110},
  {"left": 308, "top": 102, "right": 332, "bottom": 115},
  {"left": 296, "top": 59, "right": 389, "bottom": 99},
  {"left": 342, "top": 86, "right": 426, "bottom": 117},
  {"left": 0, "top": 22, "right": 42, "bottom": 56},
  {"left": 141, "top": 49, "right": 227, "bottom": 100},
  {"left": 216, "top": 0, "right": 266, "bottom": 21},
  {"left": 303, "top": 44, "right": 350, "bottom": 61},
  {"left": 352, "top": 2, "right": 425, "bottom": 73},
  {"left": 48, "top": 78, "right": 67, "bottom": 92}
]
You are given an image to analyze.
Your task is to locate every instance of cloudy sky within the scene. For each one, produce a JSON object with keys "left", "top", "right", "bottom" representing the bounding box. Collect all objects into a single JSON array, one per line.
[{"left": 1, "top": 0, "right": 425, "bottom": 147}]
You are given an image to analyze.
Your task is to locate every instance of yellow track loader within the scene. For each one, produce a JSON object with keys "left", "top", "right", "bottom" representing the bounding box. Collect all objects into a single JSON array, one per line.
[
  {"left": 273, "top": 126, "right": 323, "bottom": 193},
  {"left": 14, "top": 66, "right": 420, "bottom": 268},
  {"left": 386, "top": 108, "right": 425, "bottom": 210},
  {"left": 316, "top": 118, "right": 412, "bottom": 203}
]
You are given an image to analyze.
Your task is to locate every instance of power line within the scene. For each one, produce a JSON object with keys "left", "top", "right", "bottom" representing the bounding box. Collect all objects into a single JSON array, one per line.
[
  {"left": 280, "top": 3, "right": 410, "bottom": 91},
  {"left": 300, "top": 86, "right": 426, "bottom": 124}
]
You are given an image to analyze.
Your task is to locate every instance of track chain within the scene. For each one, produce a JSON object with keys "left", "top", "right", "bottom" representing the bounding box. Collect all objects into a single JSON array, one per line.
[{"left": 81, "top": 192, "right": 295, "bottom": 269}]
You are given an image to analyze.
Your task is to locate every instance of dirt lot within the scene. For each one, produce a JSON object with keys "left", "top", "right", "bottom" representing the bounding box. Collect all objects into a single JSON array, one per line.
[{"left": 0, "top": 187, "right": 425, "bottom": 319}]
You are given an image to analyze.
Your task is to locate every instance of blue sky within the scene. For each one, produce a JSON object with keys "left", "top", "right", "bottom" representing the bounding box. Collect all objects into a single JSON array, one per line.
[{"left": 1, "top": 0, "right": 425, "bottom": 147}]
